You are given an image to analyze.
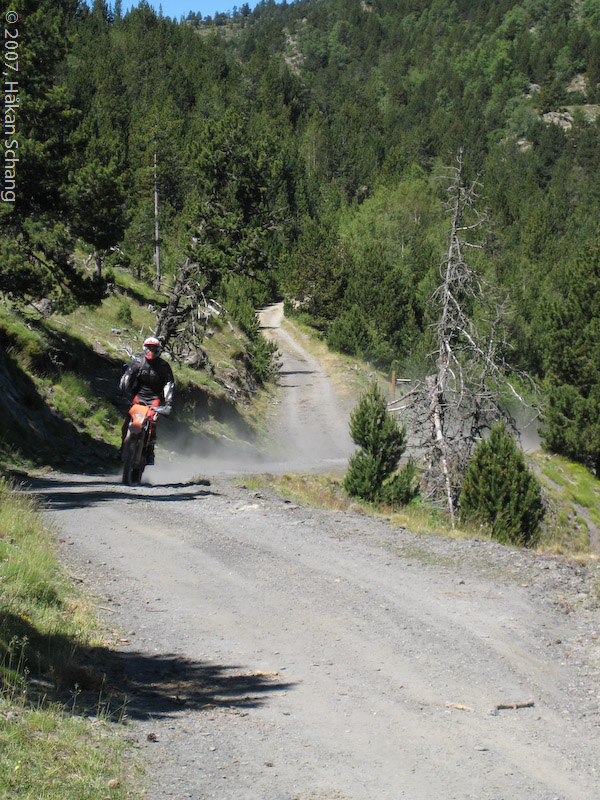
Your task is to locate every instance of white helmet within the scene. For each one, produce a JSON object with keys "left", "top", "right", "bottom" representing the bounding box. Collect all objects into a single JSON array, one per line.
[{"left": 143, "top": 336, "right": 162, "bottom": 361}]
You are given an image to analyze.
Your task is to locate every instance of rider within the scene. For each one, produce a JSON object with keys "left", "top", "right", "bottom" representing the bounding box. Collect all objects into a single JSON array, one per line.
[{"left": 119, "top": 336, "right": 174, "bottom": 465}]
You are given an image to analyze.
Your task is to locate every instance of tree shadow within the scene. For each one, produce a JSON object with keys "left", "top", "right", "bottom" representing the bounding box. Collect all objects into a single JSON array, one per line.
[
  {"left": 91, "top": 648, "right": 294, "bottom": 721},
  {"left": 114, "top": 283, "right": 158, "bottom": 309},
  {"left": 1, "top": 612, "right": 293, "bottom": 722},
  {"left": 25, "top": 475, "right": 219, "bottom": 512}
]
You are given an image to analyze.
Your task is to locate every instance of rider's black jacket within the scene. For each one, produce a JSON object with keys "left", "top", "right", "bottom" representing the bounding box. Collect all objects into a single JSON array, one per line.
[{"left": 119, "top": 356, "right": 174, "bottom": 406}]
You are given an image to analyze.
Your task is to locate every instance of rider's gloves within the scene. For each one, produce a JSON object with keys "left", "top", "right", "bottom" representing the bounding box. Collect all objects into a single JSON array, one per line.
[{"left": 162, "top": 404, "right": 172, "bottom": 417}]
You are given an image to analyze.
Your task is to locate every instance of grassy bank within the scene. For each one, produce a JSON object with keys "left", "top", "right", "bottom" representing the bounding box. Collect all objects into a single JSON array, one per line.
[
  {"left": 0, "top": 268, "right": 269, "bottom": 475},
  {"left": 245, "top": 450, "right": 600, "bottom": 558},
  {"left": 0, "top": 479, "right": 140, "bottom": 800}
]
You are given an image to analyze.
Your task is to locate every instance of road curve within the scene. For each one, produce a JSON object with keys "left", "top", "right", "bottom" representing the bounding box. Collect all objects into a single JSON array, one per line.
[{"left": 29, "top": 307, "right": 600, "bottom": 800}]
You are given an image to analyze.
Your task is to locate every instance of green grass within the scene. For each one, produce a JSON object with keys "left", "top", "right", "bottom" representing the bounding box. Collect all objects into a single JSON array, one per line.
[
  {"left": 0, "top": 305, "right": 48, "bottom": 372},
  {"left": 44, "top": 371, "right": 122, "bottom": 447},
  {"left": 241, "top": 471, "right": 463, "bottom": 539},
  {"left": 48, "top": 291, "right": 156, "bottom": 365},
  {"left": 0, "top": 479, "right": 141, "bottom": 800},
  {"left": 532, "top": 453, "right": 600, "bottom": 554},
  {"left": 539, "top": 457, "right": 600, "bottom": 520},
  {"left": 108, "top": 267, "right": 164, "bottom": 307},
  {"left": 0, "top": 478, "right": 99, "bottom": 684},
  {"left": 0, "top": 704, "right": 137, "bottom": 800},
  {"left": 241, "top": 472, "right": 352, "bottom": 511}
]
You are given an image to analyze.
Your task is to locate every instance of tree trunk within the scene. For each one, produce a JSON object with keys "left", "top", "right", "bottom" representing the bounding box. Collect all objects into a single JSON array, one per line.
[
  {"left": 431, "top": 151, "right": 463, "bottom": 525},
  {"left": 427, "top": 375, "right": 455, "bottom": 527},
  {"left": 94, "top": 249, "right": 102, "bottom": 280},
  {"left": 153, "top": 149, "right": 161, "bottom": 291},
  {"left": 154, "top": 258, "right": 193, "bottom": 345}
]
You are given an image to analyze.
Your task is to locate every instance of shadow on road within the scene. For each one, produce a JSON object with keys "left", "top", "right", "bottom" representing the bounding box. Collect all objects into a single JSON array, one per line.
[
  {"left": 98, "top": 649, "right": 295, "bottom": 721},
  {"left": 4, "top": 611, "right": 294, "bottom": 723},
  {"left": 25, "top": 475, "right": 219, "bottom": 511}
]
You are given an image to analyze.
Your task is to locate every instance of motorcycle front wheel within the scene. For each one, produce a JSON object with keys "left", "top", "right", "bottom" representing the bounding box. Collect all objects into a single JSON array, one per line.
[{"left": 122, "top": 432, "right": 142, "bottom": 485}]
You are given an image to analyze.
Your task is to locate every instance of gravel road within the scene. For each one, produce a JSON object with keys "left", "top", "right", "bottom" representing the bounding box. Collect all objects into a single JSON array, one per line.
[{"left": 32, "top": 304, "right": 600, "bottom": 800}]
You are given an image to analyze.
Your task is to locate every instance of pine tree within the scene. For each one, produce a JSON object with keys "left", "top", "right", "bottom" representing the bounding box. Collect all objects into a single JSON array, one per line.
[
  {"left": 538, "top": 234, "right": 600, "bottom": 475},
  {"left": 343, "top": 381, "right": 417, "bottom": 505},
  {"left": 459, "top": 421, "right": 544, "bottom": 547},
  {"left": 67, "top": 159, "right": 126, "bottom": 279}
]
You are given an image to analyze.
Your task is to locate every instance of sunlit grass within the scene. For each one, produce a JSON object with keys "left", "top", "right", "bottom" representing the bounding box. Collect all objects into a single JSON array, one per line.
[
  {"left": 48, "top": 292, "right": 156, "bottom": 363},
  {"left": 0, "top": 479, "right": 100, "bottom": 683},
  {"left": 0, "top": 704, "right": 138, "bottom": 800},
  {"left": 241, "top": 471, "right": 464, "bottom": 539},
  {"left": 531, "top": 453, "right": 600, "bottom": 555},
  {"left": 0, "top": 480, "right": 142, "bottom": 800},
  {"left": 42, "top": 371, "right": 121, "bottom": 448},
  {"left": 0, "top": 305, "right": 47, "bottom": 372},
  {"left": 259, "top": 472, "right": 352, "bottom": 511},
  {"left": 243, "top": 460, "right": 600, "bottom": 559}
]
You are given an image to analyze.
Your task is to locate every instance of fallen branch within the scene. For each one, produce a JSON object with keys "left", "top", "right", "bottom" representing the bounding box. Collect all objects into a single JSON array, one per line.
[
  {"left": 446, "top": 702, "right": 474, "bottom": 712},
  {"left": 492, "top": 700, "right": 535, "bottom": 714}
]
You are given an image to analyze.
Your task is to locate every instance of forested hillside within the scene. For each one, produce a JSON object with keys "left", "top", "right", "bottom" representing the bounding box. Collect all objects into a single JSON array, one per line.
[{"left": 2, "top": 0, "right": 600, "bottom": 473}]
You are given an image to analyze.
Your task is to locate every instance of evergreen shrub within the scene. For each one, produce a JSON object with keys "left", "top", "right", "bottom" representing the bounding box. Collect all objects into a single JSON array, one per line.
[
  {"left": 327, "top": 306, "right": 373, "bottom": 357},
  {"left": 343, "top": 381, "right": 418, "bottom": 505},
  {"left": 115, "top": 299, "right": 133, "bottom": 326},
  {"left": 459, "top": 421, "right": 544, "bottom": 547},
  {"left": 222, "top": 279, "right": 277, "bottom": 384}
]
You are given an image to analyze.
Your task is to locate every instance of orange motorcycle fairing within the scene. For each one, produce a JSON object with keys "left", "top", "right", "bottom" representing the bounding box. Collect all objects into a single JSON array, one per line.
[{"left": 127, "top": 402, "right": 155, "bottom": 434}]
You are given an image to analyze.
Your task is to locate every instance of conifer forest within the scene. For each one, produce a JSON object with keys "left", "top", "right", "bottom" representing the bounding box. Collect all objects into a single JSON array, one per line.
[{"left": 3, "top": 0, "right": 600, "bottom": 473}]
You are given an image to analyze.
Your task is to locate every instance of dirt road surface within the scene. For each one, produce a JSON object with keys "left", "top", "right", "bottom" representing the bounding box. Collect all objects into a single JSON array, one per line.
[{"left": 32, "top": 305, "right": 600, "bottom": 800}]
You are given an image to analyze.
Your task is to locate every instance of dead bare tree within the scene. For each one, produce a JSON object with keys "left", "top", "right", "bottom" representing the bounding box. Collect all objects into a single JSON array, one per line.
[
  {"left": 153, "top": 254, "right": 227, "bottom": 373},
  {"left": 390, "top": 150, "right": 533, "bottom": 525}
]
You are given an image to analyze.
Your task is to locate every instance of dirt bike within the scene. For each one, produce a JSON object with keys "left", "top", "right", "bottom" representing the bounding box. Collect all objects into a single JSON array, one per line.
[{"left": 121, "top": 400, "right": 167, "bottom": 485}]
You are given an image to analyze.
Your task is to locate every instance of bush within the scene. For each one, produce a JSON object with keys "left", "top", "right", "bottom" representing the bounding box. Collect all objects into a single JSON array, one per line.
[
  {"left": 380, "top": 457, "right": 419, "bottom": 507},
  {"left": 459, "top": 421, "right": 545, "bottom": 546},
  {"left": 343, "top": 381, "right": 418, "bottom": 505},
  {"left": 115, "top": 298, "right": 133, "bottom": 326},
  {"left": 327, "top": 306, "right": 373, "bottom": 357},
  {"left": 221, "top": 278, "right": 277, "bottom": 384}
]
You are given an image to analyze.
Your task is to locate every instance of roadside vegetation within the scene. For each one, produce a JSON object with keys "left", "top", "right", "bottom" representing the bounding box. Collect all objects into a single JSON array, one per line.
[
  {"left": 248, "top": 458, "right": 600, "bottom": 559},
  {"left": 243, "top": 313, "right": 600, "bottom": 558},
  {"left": 0, "top": 479, "right": 141, "bottom": 800}
]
